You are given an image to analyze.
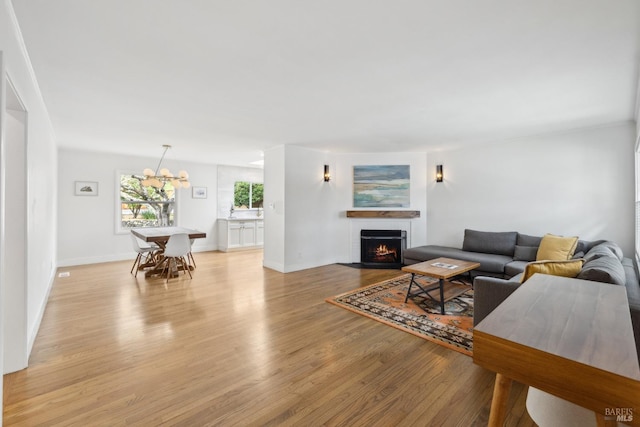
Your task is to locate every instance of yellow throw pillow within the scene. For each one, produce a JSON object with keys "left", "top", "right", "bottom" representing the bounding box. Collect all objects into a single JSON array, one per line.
[
  {"left": 521, "top": 259, "right": 584, "bottom": 283},
  {"left": 536, "top": 233, "right": 579, "bottom": 261}
]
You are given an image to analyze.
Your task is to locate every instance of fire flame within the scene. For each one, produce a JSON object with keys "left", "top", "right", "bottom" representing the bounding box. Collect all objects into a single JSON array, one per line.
[{"left": 376, "top": 244, "right": 397, "bottom": 257}]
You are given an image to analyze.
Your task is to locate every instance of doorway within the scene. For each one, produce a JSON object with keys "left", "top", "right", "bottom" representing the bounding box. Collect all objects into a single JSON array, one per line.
[{"left": 3, "top": 74, "right": 28, "bottom": 374}]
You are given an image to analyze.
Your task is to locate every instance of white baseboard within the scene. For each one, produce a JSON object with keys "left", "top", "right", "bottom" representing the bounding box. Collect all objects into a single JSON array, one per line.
[
  {"left": 27, "top": 268, "right": 56, "bottom": 358},
  {"left": 57, "top": 245, "right": 219, "bottom": 267},
  {"left": 57, "top": 253, "right": 134, "bottom": 267}
]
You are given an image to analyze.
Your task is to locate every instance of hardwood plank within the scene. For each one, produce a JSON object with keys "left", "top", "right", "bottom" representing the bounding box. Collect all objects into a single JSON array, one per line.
[{"left": 4, "top": 250, "right": 534, "bottom": 426}]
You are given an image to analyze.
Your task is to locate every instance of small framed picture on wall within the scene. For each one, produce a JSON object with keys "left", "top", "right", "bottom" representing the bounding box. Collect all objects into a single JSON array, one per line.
[
  {"left": 75, "top": 181, "right": 99, "bottom": 196},
  {"left": 192, "top": 186, "right": 207, "bottom": 199}
]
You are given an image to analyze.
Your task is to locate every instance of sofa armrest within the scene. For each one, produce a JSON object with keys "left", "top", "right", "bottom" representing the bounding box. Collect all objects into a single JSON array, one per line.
[{"left": 473, "top": 276, "right": 522, "bottom": 326}]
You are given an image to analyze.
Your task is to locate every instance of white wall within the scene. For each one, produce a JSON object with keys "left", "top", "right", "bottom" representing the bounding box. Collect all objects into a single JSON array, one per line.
[
  {"left": 334, "top": 152, "right": 428, "bottom": 263},
  {"left": 282, "top": 146, "right": 337, "bottom": 272},
  {"left": 57, "top": 149, "right": 219, "bottom": 266},
  {"left": 427, "top": 122, "right": 636, "bottom": 255},
  {"left": 1, "top": 0, "right": 59, "bottom": 381},
  {"left": 263, "top": 146, "right": 428, "bottom": 272},
  {"left": 263, "top": 146, "right": 285, "bottom": 271},
  {"left": 263, "top": 145, "right": 336, "bottom": 272}
]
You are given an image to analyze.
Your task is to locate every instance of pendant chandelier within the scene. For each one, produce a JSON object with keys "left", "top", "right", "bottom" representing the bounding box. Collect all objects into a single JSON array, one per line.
[{"left": 142, "top": 144, "right": 190, "bottom": 189}]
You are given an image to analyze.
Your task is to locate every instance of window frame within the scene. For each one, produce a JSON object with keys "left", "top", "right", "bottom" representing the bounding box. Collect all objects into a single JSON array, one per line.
[
  {"left": 636, "top": 137, "right": 640, "bottom": 263},
  {"left": 115, "top": 169, "right": 179, "bottom": 234},
  {"left": 233, "top": 181, "right": 264, "bottom": 211}
]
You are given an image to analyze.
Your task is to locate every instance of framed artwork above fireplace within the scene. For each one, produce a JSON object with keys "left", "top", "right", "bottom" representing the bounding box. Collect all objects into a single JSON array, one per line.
[{"left": 353, "top": 165, "right": 410, "bottom": 208}]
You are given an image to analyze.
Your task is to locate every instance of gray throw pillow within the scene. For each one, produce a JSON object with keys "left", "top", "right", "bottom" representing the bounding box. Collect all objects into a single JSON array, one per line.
[
  {"left": 572, "top": 251, "right": 585, "bottom": 260},
  {"left": 577, "top": 256, "right": 626, "bottom": 286},
  {"left": 584, "top": 242, "right": 624, "bottom": 262},
  {"left": 575, "top": 240, "right": 591, "bottom": 255},
  {"left": 598, "top": 241, "right": 624, "bottom": 261},
  {"left": 581, "top": 239, "right": 607, "bottom": 253},
  {"left": 513, "top": 245, "right": 538, "bottom": 262},
  {"left": 516, "top": 233, "right": 542, "bottom": 247},
  {"left": 462, "top": 229, "right": 517, "bottom": 256}
]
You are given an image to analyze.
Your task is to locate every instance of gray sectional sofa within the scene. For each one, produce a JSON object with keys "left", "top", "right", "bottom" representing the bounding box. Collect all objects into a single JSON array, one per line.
[{"left": 403, "top": 229, "right": 640, "bottom": 360}]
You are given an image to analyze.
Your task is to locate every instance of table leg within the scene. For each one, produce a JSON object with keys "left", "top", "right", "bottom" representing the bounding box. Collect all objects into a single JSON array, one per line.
[
  {"left": 404, "top": 273, "right": 416, "bottom": 303},
  {"left": 439, "top": 278, "right": 445, "bottom": 314},
  {"left": 488, "top": 373, "right": 513, "bottom": 427}
]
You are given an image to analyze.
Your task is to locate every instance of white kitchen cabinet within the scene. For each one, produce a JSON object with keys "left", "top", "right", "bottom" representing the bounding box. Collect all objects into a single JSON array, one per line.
[
  {"left": 218, "top": 219, "right": 264, "bottom": 252},
  {"left": 256, "top": 221, "right": 264, "bottom": 245}
]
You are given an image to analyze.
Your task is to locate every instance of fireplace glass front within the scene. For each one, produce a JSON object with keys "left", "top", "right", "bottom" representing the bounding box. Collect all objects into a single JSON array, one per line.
[{"left": 360, "top": 229, "right": 407, "bottom": 268}]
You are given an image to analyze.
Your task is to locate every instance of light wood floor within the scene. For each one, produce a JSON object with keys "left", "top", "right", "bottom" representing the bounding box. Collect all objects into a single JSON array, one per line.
[{"left": 4, "top": 250, "right": 535, "bottom": 426}]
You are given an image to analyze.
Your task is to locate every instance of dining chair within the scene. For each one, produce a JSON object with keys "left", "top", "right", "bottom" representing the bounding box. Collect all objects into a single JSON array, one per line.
[
  {"left": 188, "top": 239, "right": 196, "bottom": 268},
  {"left": 130, "top": 234, "right": 159, "bottom": 277},
  {"left": 161, "top": 233, "right": 192, "bottom": 282}
]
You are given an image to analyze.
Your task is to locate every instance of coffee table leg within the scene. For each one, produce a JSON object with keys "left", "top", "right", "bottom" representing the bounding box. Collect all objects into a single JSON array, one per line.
[
  {"left": 404, "top": 273, "right": 416, "bottom": 303},
  {"left": 439, "top": 278, "right": 445, "bottom": 314}
]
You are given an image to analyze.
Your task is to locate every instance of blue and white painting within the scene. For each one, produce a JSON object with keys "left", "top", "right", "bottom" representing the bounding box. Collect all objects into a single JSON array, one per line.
[{"left": 353, "top": 165, "right": 410, "bottom": 207}]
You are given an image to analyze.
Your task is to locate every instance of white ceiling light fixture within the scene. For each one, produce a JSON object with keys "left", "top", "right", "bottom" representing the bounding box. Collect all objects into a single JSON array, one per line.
[{"left": 142, "top": 144, "right": 191, "bottom": 189}]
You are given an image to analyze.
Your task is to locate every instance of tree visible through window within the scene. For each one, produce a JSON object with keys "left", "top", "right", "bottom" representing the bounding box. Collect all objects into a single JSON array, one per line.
[
  {"left": 120, "top": 174, "right": 175, "bottom": 228},
  {"left": 234, "top": 181, "right": 264, "bottom": 210}
]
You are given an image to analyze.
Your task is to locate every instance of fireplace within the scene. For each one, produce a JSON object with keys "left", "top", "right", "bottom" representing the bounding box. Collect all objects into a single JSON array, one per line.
[{"left": 360, "top": 229, "right": 407, "bottom": 268}]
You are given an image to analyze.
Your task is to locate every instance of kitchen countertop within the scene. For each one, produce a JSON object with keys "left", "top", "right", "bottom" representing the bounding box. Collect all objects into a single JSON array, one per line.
[{"left": 219, "top": 217, "right": 263, "bottom": 221}]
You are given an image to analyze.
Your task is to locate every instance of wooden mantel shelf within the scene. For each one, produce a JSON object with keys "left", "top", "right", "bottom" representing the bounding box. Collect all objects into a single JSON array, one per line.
[{"left": 346, "top": 210, "right": 420, "bottom": 219}]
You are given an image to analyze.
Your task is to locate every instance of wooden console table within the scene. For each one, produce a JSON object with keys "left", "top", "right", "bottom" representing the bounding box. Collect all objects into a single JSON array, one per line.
[{"left": 473, "top": 274, "right": 640, "bottom": 426}]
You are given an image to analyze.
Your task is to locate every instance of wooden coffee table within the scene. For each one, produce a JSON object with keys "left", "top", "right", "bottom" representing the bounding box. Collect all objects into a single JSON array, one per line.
[{"left": 401, "top": 257, "right": 480, "bottom": 314}]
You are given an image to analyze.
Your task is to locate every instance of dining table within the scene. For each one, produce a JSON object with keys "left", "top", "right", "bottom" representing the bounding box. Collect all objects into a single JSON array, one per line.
[{"left": 131, "top": 227, "right": 207, "bottom": 277}]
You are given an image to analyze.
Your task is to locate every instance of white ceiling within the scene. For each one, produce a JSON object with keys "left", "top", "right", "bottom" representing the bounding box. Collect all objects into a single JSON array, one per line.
[{"left": 10, "top": 0, "right": 640, "bottom": 166}]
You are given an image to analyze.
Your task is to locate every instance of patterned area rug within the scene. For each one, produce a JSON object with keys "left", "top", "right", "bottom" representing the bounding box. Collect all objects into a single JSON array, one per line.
[{"left": 326, "top": 274, "right": 474, "bottom": 356}]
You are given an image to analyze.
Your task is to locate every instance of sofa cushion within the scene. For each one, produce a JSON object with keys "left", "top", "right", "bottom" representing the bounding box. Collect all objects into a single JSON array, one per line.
[
  {"left": 403, "top": 245, "right": 454, "bottom": 263},
  {"left": 598, "top": 241, "right": 624, "bottom": 261},
  {"left": 581, "top": 239, "right": 607, "bottom": 254},
  {"left": 403, "top": 245, "right": 511, "bottom": 274},
  {"left": 513, "top": 245, "right": 538, "bottom": 261},
  {"left": 575, "top": 240, "right": 595, "bottom": 255},
  {"left": 583, "top": 245, "right": 611, "bottom": 262},
  {"left": 462, "top": 229, "right": 517, "bottom": 256},
  {"left": 577, "top": 255, "right": 626, "bottom": 286},
  {"left": 536, "top": 234, "right": 578, "bottom": 261},
  {"left": 505, "top": 260, "right": 528, "bottom": 277},
  {"left": 622, "top": 257, "right": 640, "bottom": 364},
  {"left": 584, "top": 241, "right": 624, "bottom": 262},
  {"left": 622, "top": 258, "right": 640, "bottom": 304},
  {"left": 435, "top": 252, "right": 513, "bottom": 274},
  {"left": 521, "top": 259, "right": 584, "bottom": 283},
  {"left": 514, "top": 233, "right": 541, "bottom": 262},
  {"left": 516, "top": 233, "right": 542, "bottom": 247}
]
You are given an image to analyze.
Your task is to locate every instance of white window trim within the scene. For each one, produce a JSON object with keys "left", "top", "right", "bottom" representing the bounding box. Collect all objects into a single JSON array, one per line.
[
  {"left": 115, "top": 169, "right": 180, "bottom": 235},
  {"left": 234, "top": 181, "right": 264, "bottom": 210},
  {"left": 635, "top": 136, "right": 640, "bottom": 263}
]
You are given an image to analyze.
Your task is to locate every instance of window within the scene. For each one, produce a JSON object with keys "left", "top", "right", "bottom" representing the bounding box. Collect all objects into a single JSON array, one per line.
[
  {"left": 636, "top": 139, "right": 640, "bottom": 261},
  {"left": 233, "top": 181, "right": 264, "bottom": 210},
  {"left": 118, "top": 173, "right": 175, "bottom": 232}
]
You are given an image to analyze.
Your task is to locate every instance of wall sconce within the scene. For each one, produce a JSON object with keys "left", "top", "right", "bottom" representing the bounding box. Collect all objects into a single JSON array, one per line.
[
  {"left": 324, "top": 165, "right": 331, "bottom": 182},
  {"left": 436, "top": 164, "right": 443, "bottom": 182}
]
